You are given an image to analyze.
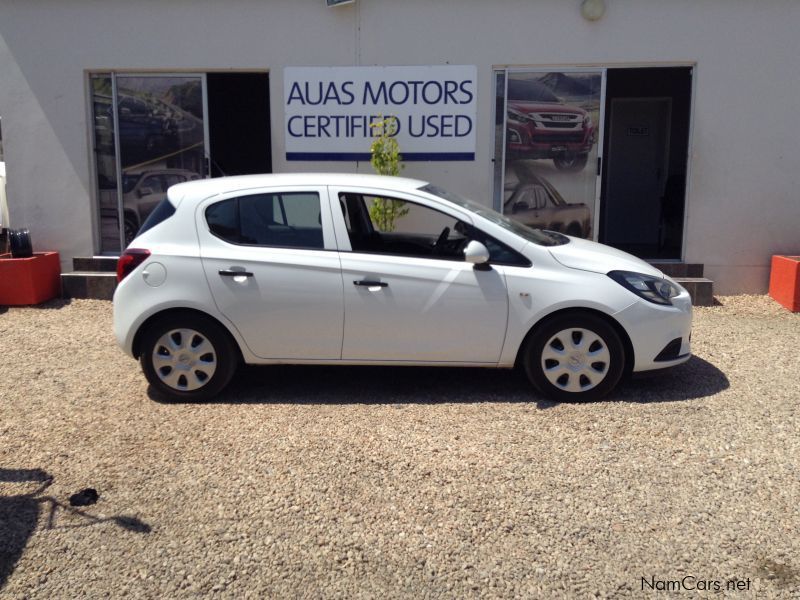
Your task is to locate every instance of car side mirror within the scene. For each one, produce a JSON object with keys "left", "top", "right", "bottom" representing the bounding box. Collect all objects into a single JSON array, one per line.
[
  {"left": 464, "top": 240, "right": 490, "bottom": 267},
  {"left": 137, "top": 187, "right": 154, "bottom": 198}
]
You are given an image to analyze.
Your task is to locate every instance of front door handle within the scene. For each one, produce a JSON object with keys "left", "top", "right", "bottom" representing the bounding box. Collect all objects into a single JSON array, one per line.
[
  {"left": 353, "top": 280, "right": 388, "bottom": 288},
  {"left": 219, "top": 269, "right": 254, "bottom": 277}
]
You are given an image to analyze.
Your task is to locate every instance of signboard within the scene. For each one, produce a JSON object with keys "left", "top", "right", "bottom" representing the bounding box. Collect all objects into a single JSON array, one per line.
[{"left": 284, "top": 65, "right": 477, "bottom": 161}]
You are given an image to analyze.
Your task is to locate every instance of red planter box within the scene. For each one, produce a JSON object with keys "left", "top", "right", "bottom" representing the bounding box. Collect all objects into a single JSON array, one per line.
[
  {"left": 0, "top": 252, "right": 61, "bottom": 305},
  {"left": 769, "top": 255, "right": 800, "bottom": 312}
]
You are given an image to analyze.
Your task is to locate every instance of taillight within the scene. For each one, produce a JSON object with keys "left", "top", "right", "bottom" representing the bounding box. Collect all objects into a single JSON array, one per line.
[{"left": 116, "top": 248, "right": 151, "bottom": 283}]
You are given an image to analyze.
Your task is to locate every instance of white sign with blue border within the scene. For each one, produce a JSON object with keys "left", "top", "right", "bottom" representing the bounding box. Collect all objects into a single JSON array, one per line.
[{"left": 284, "top": 65, "right": 477, "bottom": 161}]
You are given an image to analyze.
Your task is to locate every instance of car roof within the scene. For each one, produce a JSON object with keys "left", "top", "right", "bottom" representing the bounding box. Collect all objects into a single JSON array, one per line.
[{"left": 170, "top": 173, "right": 430, "bottom": 202}]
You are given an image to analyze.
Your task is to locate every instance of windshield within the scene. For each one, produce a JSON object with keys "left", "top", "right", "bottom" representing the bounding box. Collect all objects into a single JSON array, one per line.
[
  {"left": 419, "top": 184, "right": 569, "bottom": 247},
  {"left": 507, "top": 79, "right": 560, "bottom": 103}
]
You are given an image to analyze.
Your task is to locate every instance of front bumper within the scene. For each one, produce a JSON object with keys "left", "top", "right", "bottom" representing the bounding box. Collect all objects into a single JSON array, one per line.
[
  {"left": 613, "top": 291, "right": 693, "bottom": 372},
  {"left": 506, "top": 123, "right": 595, "bottom": 157}
]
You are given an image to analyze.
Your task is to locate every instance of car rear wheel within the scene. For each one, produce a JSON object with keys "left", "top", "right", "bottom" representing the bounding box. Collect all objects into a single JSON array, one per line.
[
  {"left": 140, "top": 314, "right": 238, "bottom": 402},
  {"left": 565, "top": 223, "right": 584, "bottom": 238},
  {"left": 553, "top": 153, "right": 589, "bottom": 172},
  {"left": 522, "top": 313, "right": 625, "bottom": 402}
]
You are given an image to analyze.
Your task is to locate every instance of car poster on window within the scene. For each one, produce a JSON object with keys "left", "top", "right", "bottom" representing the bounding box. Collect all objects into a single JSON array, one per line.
[
  {"left": 500, "top": 71, "right": 602, "bottom": 239},
  {"left": 91, "top": 75, "right": 207, "bottom": 252}
]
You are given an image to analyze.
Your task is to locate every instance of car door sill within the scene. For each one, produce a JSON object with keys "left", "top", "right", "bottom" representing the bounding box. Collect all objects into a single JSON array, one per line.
[{"left": 246, "top": 359, "right": 504, "bottom": 368}]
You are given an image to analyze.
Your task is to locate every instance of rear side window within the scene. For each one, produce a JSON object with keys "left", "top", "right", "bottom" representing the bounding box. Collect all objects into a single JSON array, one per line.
[
  {"left": 137, "top": 198, "right": 176, "bottom": 238},
  {"left": 206, "top": 192, "right": 324, "bottom": 249}
]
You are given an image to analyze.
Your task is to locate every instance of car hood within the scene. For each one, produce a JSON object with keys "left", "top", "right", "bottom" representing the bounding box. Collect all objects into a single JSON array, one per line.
[
  {"left": 509, "top": 101, "right": 586, "bottom": 116},
  {"left": 547, "top": 236, "right": 664, "bottom": 277}
]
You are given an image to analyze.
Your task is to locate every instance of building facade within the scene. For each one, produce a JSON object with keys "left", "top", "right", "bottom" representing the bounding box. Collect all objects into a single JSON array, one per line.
[{"left": 1, "top": 0, "right": 798, "bottom": 294}]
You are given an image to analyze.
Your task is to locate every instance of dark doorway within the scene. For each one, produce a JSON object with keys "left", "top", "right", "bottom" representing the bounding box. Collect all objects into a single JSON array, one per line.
[
  {"left": 599, "top": 67, "right": 692, "bottom": 259},
  {"left": 206, "top": 73, "right": 271, "bottom": 177}
]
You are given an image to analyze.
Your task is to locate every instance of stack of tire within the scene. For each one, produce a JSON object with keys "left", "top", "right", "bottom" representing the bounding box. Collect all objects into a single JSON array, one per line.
[{"left": 8, "top": 228, "right": 32, "bottom": 258}]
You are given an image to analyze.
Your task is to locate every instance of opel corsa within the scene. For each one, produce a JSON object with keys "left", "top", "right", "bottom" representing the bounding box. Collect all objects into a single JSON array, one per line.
[{"left": 113, "top": 173, "right": 692, "bottom": 402}]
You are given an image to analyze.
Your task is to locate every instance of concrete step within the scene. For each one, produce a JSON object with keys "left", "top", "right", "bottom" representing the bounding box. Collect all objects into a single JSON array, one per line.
[
  {"left": 674, "top": 277, "right": 714, "bottom": 306},
  {"left": 72, "top": 256, "right": 118, "bottom": 272},
  {"left": 61, "top": 271, "right": 116, "bottom": 300},
  {"left": 648, "top": 262, "right": 704, "bottom": 277}
]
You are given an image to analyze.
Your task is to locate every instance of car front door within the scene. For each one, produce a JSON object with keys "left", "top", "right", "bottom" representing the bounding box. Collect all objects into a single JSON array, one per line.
[
  {"left": 197, "top": 186, "right": 344, "bottom": 360},
  {"left": 331, "top": 187, "right": 509, "bottom": 363}
]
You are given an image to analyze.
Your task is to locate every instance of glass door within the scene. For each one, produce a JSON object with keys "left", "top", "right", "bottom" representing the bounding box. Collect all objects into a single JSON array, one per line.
[
  {"left": 91, "top": 73, "right": 209, "bottom": 253},
  {"left": 493, "top": 68, "right": 606, "bottom": 240}
]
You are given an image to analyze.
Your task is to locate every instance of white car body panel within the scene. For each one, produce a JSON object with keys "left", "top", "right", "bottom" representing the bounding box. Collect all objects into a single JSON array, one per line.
[
  {"left": 339, "top": 252, "right": 508, "bottom": 362},
  {"left": 113, "top": 173, "right": 692, "bottom": 385},
  {"left": 547, "top": 235, "right": 664, "bottom": 277}
]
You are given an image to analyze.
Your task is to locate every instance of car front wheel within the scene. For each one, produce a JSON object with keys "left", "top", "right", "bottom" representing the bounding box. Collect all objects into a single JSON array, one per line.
[
  {"left": 522, "top": 313, "right": 625, "bottom": 402},
  {"left": 140, "top": 314, "right": 238, "bottom": 402},
  {"left": 553, "top": 153, "right": 589, "bottom": 172}
]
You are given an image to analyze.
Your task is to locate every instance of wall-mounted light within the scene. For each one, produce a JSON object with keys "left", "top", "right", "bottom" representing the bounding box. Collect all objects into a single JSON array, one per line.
[{"left": 581, "top": 0, "right": 606, "bottom": 21}]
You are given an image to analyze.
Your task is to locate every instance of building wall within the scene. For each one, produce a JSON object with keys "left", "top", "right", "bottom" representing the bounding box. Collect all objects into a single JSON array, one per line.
[{"left": 1, "top": 0, "right": 798, "bottom": 293}]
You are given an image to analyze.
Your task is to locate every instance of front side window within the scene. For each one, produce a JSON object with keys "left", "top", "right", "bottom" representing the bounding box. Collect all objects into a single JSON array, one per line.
[
  {"left": 339, "top": 192, "right": 529, "bottom": 266},
  {"left": 206, "top": 192, "right": 323, "bottom": 249},
  {"left": 339, "top": 192, "right": 464, "bottom": 260}
]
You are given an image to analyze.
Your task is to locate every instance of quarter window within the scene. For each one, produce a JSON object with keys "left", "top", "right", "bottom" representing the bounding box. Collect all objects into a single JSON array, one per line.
[{"left": 206, "top": 192, "right": 324, "bottom": 249}]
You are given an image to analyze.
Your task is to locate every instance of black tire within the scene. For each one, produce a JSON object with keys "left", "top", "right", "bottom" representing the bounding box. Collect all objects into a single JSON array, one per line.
[
  {"left": 522, "top": 312, "right": 625, "bottom": 402},
  {"left": 565, "top": 223, "right": 584, "bottom": 238},
  {"left": 124, "top": 216, "right": 139, "bottom": 247},
  {"left": 9, "top": 228, "right": 33, "bottom": 258},
  {"left": 140, "top": 313, "right": 239, "bottom": 402},
  {"left": 553, "top": 153, "right": 589, "bottom": 172}
]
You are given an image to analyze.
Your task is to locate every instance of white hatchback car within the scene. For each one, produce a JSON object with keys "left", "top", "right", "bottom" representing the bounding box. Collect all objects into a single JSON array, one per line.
[{"left": 113, "top": 173, "right": 692, "bottom": 402}]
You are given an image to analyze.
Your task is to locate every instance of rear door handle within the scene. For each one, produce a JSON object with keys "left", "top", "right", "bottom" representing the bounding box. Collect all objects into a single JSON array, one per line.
[
  {"left": 219, "top": 269, "right": 254, "bottom": 277},
  {"left": 353, "top": 280, "right": 388, "bottom": 287}
]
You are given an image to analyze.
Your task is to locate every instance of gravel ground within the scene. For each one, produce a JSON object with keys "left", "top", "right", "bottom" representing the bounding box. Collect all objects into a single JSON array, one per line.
[{"left": 1, "top": 296, "right": 799, "bottom": 598}]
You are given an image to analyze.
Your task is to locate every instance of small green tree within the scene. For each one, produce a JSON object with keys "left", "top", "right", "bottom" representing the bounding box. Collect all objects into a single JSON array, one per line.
[{"left": 369, "top": 116, "right": 408, "bottom": 232}]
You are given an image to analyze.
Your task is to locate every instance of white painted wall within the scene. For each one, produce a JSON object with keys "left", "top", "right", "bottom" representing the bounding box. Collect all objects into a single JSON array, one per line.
[{"left": 1, "top": 0, "right": 798, "bottom": 293}]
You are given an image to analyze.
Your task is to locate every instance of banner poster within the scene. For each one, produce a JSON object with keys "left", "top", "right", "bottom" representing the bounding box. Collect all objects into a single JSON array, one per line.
[
  {"left": 284, "top": 65, "right": 477, "bottom": 161},
  {"left": 502, "top": 71, "right": 601, "bottom": 239}
]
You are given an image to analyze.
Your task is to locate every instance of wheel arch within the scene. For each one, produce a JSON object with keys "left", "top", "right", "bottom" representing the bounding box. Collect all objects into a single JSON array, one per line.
[
  {"left": 515, "top": 306, "right": 635, "bottom": 377},
  {"left": 132, "top": 306, "right": 244, "bottom": 363}
]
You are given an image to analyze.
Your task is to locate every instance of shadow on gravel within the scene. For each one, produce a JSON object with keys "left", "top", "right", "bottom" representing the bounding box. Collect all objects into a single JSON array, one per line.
[
  {"left": 149, "top": 355, "right": 728, "bottom": 408},
  {"left": 0, "top": 468, "right": 151, "bottom": 591},
  {"left": 0, "top": 299, "right": 72, "bottom": 313},
  {"left": 615, "top": 356, "right": 730, "bottom": 404}
]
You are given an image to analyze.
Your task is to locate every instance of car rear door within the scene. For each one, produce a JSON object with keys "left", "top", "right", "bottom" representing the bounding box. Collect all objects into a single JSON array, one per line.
[{"left": 197, "top": 185, "right": 344, "bottom": 360}]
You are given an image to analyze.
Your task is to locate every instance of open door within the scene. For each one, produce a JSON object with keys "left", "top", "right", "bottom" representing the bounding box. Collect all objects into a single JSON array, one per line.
[{"left": 599, "top": 67, "right": 692, "bottom": 259}]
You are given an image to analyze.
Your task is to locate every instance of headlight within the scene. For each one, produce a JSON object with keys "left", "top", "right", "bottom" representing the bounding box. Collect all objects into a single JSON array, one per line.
[
  {"left": 583, "top": 114, "right": 593, "bottom": 128},
  {"left": 507, "top": 108, "right": 533, "bottom": 123},
  {"left": 608, "top": 270, "right": 681, "bottom": 306}
]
